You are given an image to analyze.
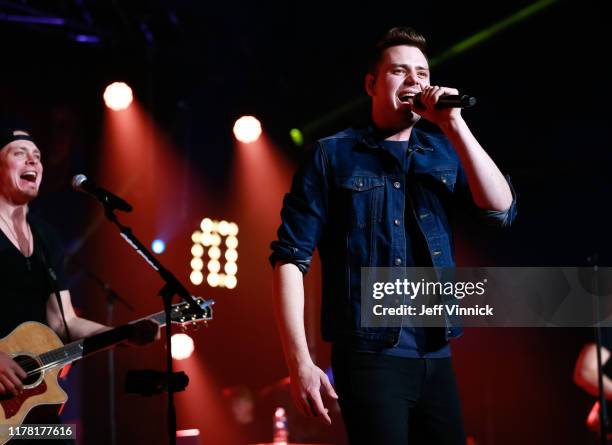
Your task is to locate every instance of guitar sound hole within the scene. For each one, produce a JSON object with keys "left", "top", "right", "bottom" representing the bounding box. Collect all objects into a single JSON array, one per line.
[{"left": 13, "top": 355, "right": 42, "bottom": 386}]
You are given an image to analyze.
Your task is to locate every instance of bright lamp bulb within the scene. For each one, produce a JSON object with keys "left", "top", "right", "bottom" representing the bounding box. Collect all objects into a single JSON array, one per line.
[
  {"left": 103, "top": 82, "right": 133, "bottom": 111},
  {"left": 171, "top": 333, "right": 195, "bottom": 360},
  {"left": 233, "top": 116, "right": 262, "bottom": 143}
]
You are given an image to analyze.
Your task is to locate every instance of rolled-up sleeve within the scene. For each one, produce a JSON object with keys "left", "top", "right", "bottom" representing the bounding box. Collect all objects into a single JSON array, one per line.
[
  {"left": 454, "top": 164, "right": 517, "bottom": 228},
  {"left": 269, "top": 142, "right": 329, "bottom": 273},
  {"left": 478, "top": 174, "right": 517, "bottom": 227}
]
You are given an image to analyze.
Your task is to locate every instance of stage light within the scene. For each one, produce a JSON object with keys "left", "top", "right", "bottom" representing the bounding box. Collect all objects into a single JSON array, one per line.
[
  {"left": 152, "top": 239, "right": 166, "bottom": 254},
  {"left": 208, "top": 246, "right": 221, "bottom": 260},
  {"left": 224, "top": 262, "right": 237, "bottom": 276},
  {"left": 103, "top": 82, "right": 133, "bottom": 111},
  {"left": 190, "top": 258, "right": 203, "bottom": 271},
  {"left": 191, "top": 244, "right": 204, "bottom": 257},
  {"left": 201, "top": 232, "right": 213, "bottom": 246},
  {"left": 225, "top": 275, "right": 237, "bottom": 289},
  {"left": 226, "top": 236, "right": 238, "bottom": 249},
  {"left": 191, "top": 231, "right": 202, "bottom": 244},
  {"left": 227, "top": 223, "right": 239, "bottom": 237},
  {"left": 210, "top": 234, "right": 221, "bottom": 247},
  {"left": 290, "top": 128, "right": 304, "bottom": 146},
  {"left": 217, "top": 275, "right": 227, "bottom": 287},
  {"left": 218, "top": 220, "right": 230, "bottom": 236},
  {"left": 207, "top": 260, "right": 221, "bottom": 273},
  {"left": 233, "top": 116, "right": 262, "bottom": 143},
  {"left": 200, "top": 218, "right": 214, "bottom": 233},
  {"left": 171, "top": 333, "right": 194, "bottom": 360},
  {"left": 225, "top": 249, "right": 238, "bottom": 262},
  {"left": 207, "top": 273, "right": 221, "bottom": 287},
  {"left": 192, "top": 218, "right": 239, "bottom": 289},
  {"left": 190, "top": 270, "right": 203, "bottom": 285}
]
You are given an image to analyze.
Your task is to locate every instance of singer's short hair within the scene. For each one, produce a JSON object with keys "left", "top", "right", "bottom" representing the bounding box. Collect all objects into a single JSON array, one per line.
[{"left": 367, "top": 27, "right": 428, "bottom": 75}]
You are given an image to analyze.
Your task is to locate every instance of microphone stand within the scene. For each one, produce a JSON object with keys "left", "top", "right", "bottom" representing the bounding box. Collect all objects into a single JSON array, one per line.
[
  {"left": 100, "top": 203, "right": 207, "bottom": 445},
  {"left": 87, "top": 271, "right": 134, "bottom": 445},
  {"left": 66, "top": 259, "right": 135, "bottom": 445}
]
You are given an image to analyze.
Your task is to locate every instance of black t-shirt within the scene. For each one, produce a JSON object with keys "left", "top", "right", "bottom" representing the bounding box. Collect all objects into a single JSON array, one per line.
[
  {"left": 0, "top": 217, "right": 66, "bottom": 338},
  {"left": 0, "top": 218, "right": 71, "bottom": 443}
]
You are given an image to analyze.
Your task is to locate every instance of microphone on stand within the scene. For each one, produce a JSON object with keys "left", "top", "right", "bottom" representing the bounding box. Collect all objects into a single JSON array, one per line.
[{"left": 71, "top": 174, "right": 133, "bottom": 212}]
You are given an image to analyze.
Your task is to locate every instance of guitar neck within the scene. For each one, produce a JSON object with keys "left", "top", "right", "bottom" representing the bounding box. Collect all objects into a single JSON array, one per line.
[
  {"left": 34, "top": 298, "right": 212, "bottom": 371},
  {"left": 38, "top": 313, "right": 166, "bottom": 369},
  {"left": 131, "top": 310, "right": 168, "bottom": 328}
]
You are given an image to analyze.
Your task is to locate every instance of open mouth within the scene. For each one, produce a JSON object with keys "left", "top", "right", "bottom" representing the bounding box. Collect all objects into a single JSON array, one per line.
[
  {"left": 20, "top": 171, "right": 38, "bottom": 183},
  {"left": 398, "top": 93, "right": 417, "bottom": 104}
]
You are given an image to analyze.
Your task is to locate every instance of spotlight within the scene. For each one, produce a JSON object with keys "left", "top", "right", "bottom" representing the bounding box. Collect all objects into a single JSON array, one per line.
[
  {"left": 152, "top": 239, "right": 166, "bottom": 254},
  {"left": 103, "top": 82, "right": 133, "bottom": 111},
  {"left": 171, "top": 333, "right": 195, "bottom": 360},
  {"left": 233, "top": 116, "right": 262, "bottom": 143}
]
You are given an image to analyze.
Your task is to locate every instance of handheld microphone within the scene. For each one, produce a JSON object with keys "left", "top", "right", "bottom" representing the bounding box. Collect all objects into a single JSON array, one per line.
[
  {"left": 414, "top": 93, "right": 476, "bottom": 109},
  {"left": 71, "top": 174, "right": 133, "bottom": 212}
]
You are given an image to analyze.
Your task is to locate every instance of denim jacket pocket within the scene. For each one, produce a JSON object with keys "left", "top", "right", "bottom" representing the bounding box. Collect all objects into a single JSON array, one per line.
[
  {"left": 414, "top": 166, "right": 457, "bottom": 194},
  {"left": 338, "top": 176, "right": 385, "bottom": 228}
]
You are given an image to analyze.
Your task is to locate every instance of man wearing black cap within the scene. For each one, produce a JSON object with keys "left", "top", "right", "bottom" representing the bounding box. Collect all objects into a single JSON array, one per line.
[{"left": 0, "top": 127, "right": 155, "bottom": 442}]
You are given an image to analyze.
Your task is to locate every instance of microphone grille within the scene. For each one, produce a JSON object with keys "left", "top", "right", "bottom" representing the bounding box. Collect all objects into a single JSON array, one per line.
[{"left": 72, "top": 174, "right": 88, "bottom": 190}]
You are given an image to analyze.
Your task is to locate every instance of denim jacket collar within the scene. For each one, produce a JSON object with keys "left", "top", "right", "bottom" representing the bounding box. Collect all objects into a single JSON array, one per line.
[{"left": 359, "top": 123, "right": 435, "bottom": 167}]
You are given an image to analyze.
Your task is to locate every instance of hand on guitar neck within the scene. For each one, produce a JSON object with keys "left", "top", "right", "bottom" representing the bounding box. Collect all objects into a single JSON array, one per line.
[
  {"left": 106, "top": 319, "right": 160, "bottom": 348},
  {"left": 127, "top": 318, "right": 161, "bottom": 345}
]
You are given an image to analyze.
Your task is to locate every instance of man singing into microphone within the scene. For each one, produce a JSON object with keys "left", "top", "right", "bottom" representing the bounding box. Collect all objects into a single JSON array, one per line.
[
  {"left": 0, "top": 124, "right": 156, "bottom": 443},
  {"left": 270, "top": 27, "right": 516, "bottom": 444}
]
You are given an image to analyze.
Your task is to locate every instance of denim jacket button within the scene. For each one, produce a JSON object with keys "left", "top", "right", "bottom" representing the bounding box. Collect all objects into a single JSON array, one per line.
[
  {"left": 394, "top": 258, "right": 402, "bottom": 266},
  {"left": 393, "top": 181, "right": 401, "bottom": 189},
  {"left": 393, "top": 219, "right": 401, "bottom": 226}
]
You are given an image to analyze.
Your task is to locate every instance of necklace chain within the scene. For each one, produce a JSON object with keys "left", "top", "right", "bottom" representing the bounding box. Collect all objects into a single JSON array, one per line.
[{"left": 0, "top": 212, "right": 32, "bottom": 256}]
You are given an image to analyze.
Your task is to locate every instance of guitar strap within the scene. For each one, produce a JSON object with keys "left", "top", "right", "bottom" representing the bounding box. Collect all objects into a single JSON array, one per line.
[{"left": 29, "top": 221, "right": 72, "bottom": 343}]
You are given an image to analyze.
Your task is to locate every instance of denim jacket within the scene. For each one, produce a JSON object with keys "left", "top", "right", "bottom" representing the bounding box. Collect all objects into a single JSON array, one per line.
[{"left": 270, "top": 124, "right": 517, "bottom": 350}]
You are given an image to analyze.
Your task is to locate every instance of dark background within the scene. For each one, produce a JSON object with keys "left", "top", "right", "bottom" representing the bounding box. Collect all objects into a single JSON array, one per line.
[{"left": 1, "top": 0, "right": 611, "bottom": 444}]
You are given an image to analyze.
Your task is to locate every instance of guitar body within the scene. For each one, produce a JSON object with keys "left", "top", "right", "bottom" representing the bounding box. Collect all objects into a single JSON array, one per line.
[
  {"left": 0, "top": 297, "right": 212, "bottom": 444},
  {"left": 0, "top": 322, "right": 67, "bottom": 445}
]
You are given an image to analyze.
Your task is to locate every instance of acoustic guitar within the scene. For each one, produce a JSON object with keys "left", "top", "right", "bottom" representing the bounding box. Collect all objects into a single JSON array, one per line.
[{"left": 0, "top": 297, "right": 213, "bottom": 444}]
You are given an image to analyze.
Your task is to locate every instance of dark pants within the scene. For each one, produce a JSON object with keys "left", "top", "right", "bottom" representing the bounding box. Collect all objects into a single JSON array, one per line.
[{"left": 331, "top": 347, "right": 466, "bottom": 445}]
